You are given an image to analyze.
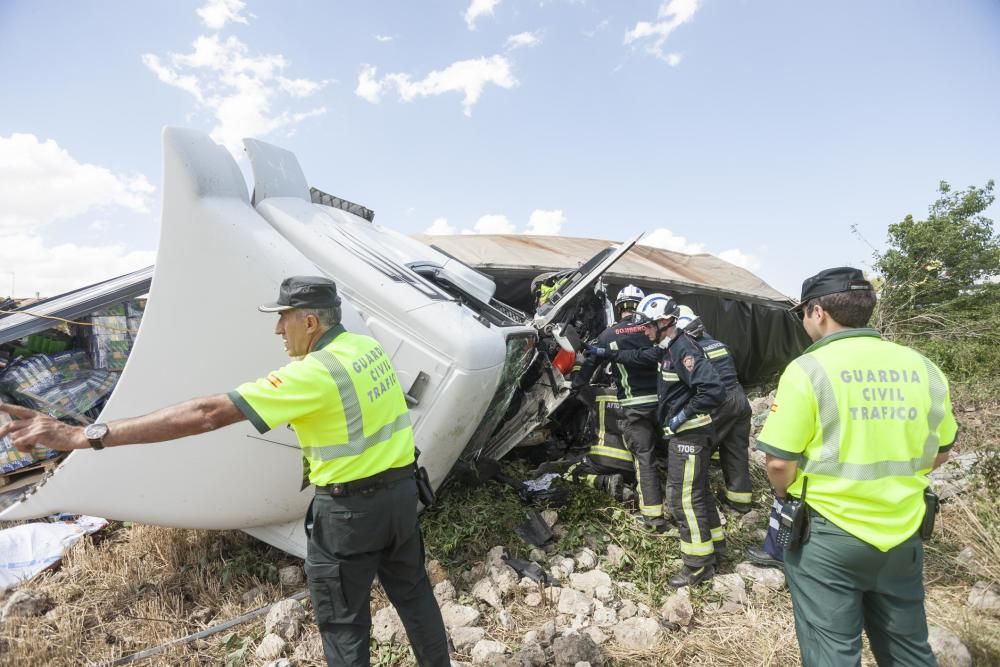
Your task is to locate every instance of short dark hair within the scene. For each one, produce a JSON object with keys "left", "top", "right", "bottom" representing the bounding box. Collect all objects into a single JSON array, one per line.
[
  {"left": 300, "top": 306, "right": 342, "bottom": 329},
  {"left": 806, "top": 290, "right": 876, "bottom": 328}
]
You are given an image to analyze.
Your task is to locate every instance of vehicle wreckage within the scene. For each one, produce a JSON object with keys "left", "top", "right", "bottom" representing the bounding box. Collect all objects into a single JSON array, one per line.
[{"left": 0, "top": 128, "right": 806, "bottom": 558}]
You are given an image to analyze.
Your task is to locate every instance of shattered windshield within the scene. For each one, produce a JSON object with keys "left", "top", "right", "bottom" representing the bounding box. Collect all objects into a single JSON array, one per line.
[{"left": 459, "top": 333, "right": 536, "bottom": 461}]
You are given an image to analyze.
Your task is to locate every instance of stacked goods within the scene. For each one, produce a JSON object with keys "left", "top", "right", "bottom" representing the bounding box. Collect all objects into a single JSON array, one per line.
[{"left": 87, "top": 304, "right": 131, "bottom": 371}]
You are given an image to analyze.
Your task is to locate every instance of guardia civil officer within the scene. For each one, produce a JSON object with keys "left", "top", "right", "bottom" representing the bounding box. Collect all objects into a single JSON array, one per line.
[
  {"left": 573, "top": 284, "right": 668, "bottom": 529},
  {"left": 757, "top": 267, "right": 957, "bottom": 666},
  {"left": 612, "top": 294, "right": 727, "bottom": 586},
  {"left": 676, "top": 306, "right": 753, "bottom": 513},
  {"left": 0, "top": 277, "right": 451, "bottom": 667}
]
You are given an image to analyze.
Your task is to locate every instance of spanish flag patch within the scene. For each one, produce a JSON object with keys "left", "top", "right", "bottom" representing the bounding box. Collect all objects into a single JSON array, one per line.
[{"left": 267, "top": 374, "right": 283, "bottom": 388}]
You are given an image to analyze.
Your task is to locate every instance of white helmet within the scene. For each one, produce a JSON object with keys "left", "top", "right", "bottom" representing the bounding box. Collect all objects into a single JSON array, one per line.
[
  {"left": 676, "top": 305, "right": 697, "bottom": 329},
  {"left": 636, "top": 293, "right": 679, "bottom": 323},
  {"left": 614, "top": 284, "right": 645, "bottom": 308}
]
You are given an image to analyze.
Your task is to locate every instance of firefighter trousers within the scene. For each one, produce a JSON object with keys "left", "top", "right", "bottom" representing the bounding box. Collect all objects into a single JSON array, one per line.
[
  {"left": 713, "top": 389, "right": 753, "bottom": 510},
  {"left": 667, "top": 430, "right": 725, "bottom": 567},
  {"left": 304, "top": 478, "right": 450, "bottom": 667},
  {"left": 622, "top": 407, "right": 664, "bottom": 518}
]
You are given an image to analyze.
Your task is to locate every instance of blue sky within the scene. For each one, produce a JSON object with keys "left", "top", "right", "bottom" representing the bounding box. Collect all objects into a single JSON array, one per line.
[{"left": 1, "top": 0, "right": 998, "bottom": 298}]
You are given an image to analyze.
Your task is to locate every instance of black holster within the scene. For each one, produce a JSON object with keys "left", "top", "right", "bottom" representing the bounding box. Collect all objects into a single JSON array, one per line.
[
  {"left": 415, "top": 464, "right": 435, "bottom": 507},
  {"left": 920, "top": 487, "right": 940, "bottom": 540},
  {"left": 776, "top": 478, "right": 810, "bottom": 552}
]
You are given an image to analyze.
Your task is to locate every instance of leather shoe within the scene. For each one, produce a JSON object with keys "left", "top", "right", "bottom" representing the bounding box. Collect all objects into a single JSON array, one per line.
[
  {"left": 668, "top": 564, "right": 715, "bottom": 588},
  {"left": 744, "top": 545, "right": 784, "bottom": 570}
]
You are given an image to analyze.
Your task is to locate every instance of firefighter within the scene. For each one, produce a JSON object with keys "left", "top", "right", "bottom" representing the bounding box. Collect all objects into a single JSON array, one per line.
[
  {"left": 613, "top": 284, "right": 645, "bottom": 323},
  {"left": 573, "top": 287, "right": 666, "bottom": 530},
  {"left": 676, "top": 306, "right": 753, "bottom": 513},
  {"left": 563, "top": 386, "right": 636, "bottom": 502},
  {"left": 633, "top": 293, "right": 727, "bottom": 586}
]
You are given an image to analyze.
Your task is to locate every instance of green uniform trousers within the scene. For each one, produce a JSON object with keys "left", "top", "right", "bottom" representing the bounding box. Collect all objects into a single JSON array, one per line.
[
  {"left": 784, "top": 513, "right": 935, "bottom": 667},
  {"left": 304, "top": 477, "right": 450, "bottom": 667}
]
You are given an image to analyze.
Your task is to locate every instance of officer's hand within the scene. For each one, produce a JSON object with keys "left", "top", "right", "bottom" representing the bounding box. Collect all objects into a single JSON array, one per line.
[
  {"left": 0, "top": 403, "right": 88, "bottom": 453},
  {"left": 667, "top": 409, "right": 688, "bottom": 433},
  {"left": 585, "top": 345, "right": 614, "bottom": 360}
]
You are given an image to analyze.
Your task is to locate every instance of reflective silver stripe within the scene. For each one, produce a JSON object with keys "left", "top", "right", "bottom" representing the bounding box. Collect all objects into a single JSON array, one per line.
[
  {"left": 795, "top": 353, "right": 946, "bottom": 480},
  {"left": 302, "top": 412, "right": 412, "bottom": 462},
  {"left": 302, "top": 348, "right": 412, "bottom": 462},
  {"left": 620, "top": 395, "right": 657, "bottom": 406},
  {"left": 920, "top": 356, "right": 947, "bottom": 469},
  {"left": 610, "top": 341, "right": 633, "bottom": 400}
]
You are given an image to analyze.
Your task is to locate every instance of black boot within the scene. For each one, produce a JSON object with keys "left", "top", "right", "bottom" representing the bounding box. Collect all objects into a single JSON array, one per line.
[
  {"left": 744, "top": 545, "right": 784, "bottom": 570},
  {"left": 668, "top": 564, "right": 715, "bottom": 588}
]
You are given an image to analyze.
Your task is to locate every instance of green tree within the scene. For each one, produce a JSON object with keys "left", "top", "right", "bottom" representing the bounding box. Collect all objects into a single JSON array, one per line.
[{"left": 876, "top": 180, "right": 999, "bottom": 313}]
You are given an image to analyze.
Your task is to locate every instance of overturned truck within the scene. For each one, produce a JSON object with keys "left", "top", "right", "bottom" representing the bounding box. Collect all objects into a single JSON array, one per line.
[{"left": 0, "top": 128, "right": 805, "bottom": 558}]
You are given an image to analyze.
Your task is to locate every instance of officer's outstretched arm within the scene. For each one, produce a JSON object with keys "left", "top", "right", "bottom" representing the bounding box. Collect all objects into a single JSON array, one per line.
[{"left": 0, "top": 395, "right": 246, "bottom": 453}]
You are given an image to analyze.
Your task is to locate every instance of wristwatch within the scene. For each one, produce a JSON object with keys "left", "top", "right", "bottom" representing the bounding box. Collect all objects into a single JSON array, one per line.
[{"left": 84, "top": 423, "right": 109, "bottom": 450}]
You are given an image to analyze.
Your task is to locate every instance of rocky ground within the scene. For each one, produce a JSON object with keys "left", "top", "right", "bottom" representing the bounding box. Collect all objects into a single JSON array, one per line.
[{"left": 0, "top": 388, "right": 997, "bottom": 666}]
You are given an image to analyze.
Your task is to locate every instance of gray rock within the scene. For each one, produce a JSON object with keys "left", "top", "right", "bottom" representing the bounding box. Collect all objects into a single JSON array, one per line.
[
  {"left": 435, "top": 579, "right": 457, "bottom": 603},
  {"left": 968, "top": 581, "right": 1000, "bottom": 612},
  {"left": 928, "top": 626, "right": 973, "bottom": 667},
  {"left": 291, "top": 635, "right": 324, "bottom": 662},
  {"left": 441, "top": 602, "right": 482, "bottom": 629},
  {"left": 593, "top": 585, "right": 614, "bottom": 603},
  {"left": 462, "top": 564, "right": 488, "bottom": 586},
  {"left": 278, "top": 565, "right": 304, "bottom": 587},
  {"left": 471, "top": 639, "right": 508, "bottom": 664},
  {"left": 262, "top": 660, "right": 294, "bottom": 667},
  {"left": 373, "top": 605, "right": 409, "bottom": 645},
  {"left": 497, "top": 609, "right": 514, "bottom": 630},
  {"left": 553, "top": 524, "right": 568, "bottom": 540},
  {"left": 605, "top": 544, "right": 627, "bottom": 569},
  {"left": 612, "top": 617, "right": 662, "bottom": 651},
  {"left": 753, "top": 528, "right": 769, "bottom": 543},
  {"left": 618, "top": 600, "right": 637, "bottom": 619},
  {"left": 523, "top": 630, "right": 539, "bottom": 644},
  {"left": 473, "top": 577, "right": 504, "bottom": 610},
  {"left": 592, "top": 606, "right": 617, "bottom": 627},
  {"left": 265, "top": 599, "right": 306, "bottom": 641},
  {"left": 486, "top": 546, "right": 508, "bottom": 570},
  {"left": 739, "top": 510, "right": 760, "bottom": 529},
  {"left": 552, "top": 633, "right": 603, "bottom": 667},
  {"left": 524, "top": 592, "right": 543, "bottom": 607},
  {"left": 1, "top": 590, "right": 53, "bottom": 621},
  {"left": 542, "top": 510, "right": 559, "bottom": 528},
  {"left": 451, "top": 626, "right": 486, "bottom": 652},
  {"left": 955, "top": 547, "right": 987, "bottom": 577},
  {"left": 712, "top": 573, "right": 748, "bottom": 606},
  {"left": 558, "top": 557, "right": 576, "bottom": 576},
  {"left": 551, "top": 565, "right": 567, "bottom": 581},
  {"left": 255, "top": 633, "right": 287, "bottom": 661},
  {"left": 582, "top": 625, "right": 609, "bottom": 645},
  {"left": 529, "top": 548, "right": 547, "bottom": 563},
  {"left": 660, "top": 591, "right": 694, "bottom": 627},
  {"left": 490, "top": 565, "right": 521, "bottom": 597},
  {"left": 557, "top": 587, "right": 594, "bottom": 616},
  {"left": 538, "top": 620, "right": 557, "bottom": 645},
  {"left": 570, "top": 613, "right": 590, "bottom": 631},
  {"left": 574, "top": 548, "right": 598, "bottom": 572},
  {"left": 545, "top": 586, "right": 562, "bottom": 604},
  {"left": 515, "top": 641, "right": 548, "bottom": 667},
  {"left": 569, "top": 570, "right": 612, "bottom": 597},
  {"left": 735, "top": 562, "right": 786, "bottom": 590}
]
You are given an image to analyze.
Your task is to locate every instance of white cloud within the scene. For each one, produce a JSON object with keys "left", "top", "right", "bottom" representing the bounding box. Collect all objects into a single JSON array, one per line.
[
  {"left": 639, "top": 228, "right": 706, "bottom": 254},
  {"left": 356, "top": 55, "right": 517, "bottom": 116},
  {"left": 0, "top": 234, "right": 155, "bottom": 298},
  {"left": 465, "top": 0, "right": 502, "bottom": 30},
  {"left": 425, "top": 217, "right": 457, "bottom": 235},
  {"left": 469, "top": 214, "right": 515, "bottom": 234},
  {"left": 505, "top": 31, "right": 541, "bottom": 51},
  {"left": 142, "top": 33, "right": 326, "bottom": 153},
  {"left": 0, "top": 134, "right": 154, "bottom": 234},
  {"left": 717, "top": 249, "right": 761, "bottom": 272},
  {"left": 374, "top": 34, "right": 394, "bottom": 43},
  {"left": 355, "top": 64, "right": 386, "bottom": 104},
  {"left": 196, "top": 0, "right": 251, "bottom": 30},
  {"left": 624, "top": 0, "right": 700, "bottom": 64},
  {"left": 525, "top": 209, "right": 566, "bottom": 235}
]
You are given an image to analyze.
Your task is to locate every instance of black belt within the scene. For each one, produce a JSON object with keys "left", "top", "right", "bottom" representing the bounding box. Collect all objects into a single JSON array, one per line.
[{"left": 315, "top": 464, "right": 413, "bottom": 497}]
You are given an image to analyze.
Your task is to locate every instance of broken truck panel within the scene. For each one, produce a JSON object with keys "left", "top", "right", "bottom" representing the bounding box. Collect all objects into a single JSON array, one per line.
[{"left": 0, "top": 128, "right": 638, "bottom": 559}]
